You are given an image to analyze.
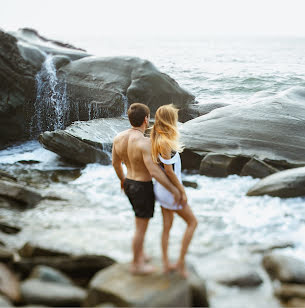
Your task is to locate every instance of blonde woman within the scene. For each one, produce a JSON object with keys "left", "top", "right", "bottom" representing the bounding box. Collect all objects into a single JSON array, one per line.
[{"left": 151, "top": 104, "right": 198, "bottom": 278}]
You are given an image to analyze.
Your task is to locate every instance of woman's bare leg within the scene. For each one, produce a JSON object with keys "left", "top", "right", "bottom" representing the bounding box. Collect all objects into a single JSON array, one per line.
[
  {"left": 174, "top": 204, "right": 197, "bottom": 278},
  {"left": 161, "top": 207, "right": 175, "bottom": 273}
]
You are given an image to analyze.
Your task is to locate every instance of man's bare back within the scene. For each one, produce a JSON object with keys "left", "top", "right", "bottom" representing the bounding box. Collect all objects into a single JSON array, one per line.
[{"left": 113, "top": 129, "right": 152, "bottom": 182}]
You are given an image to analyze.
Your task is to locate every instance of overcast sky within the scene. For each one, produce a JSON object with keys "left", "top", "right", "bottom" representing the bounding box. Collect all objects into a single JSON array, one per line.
[{"left": 1, "top": 0, "right": 305, "bottom": 40}]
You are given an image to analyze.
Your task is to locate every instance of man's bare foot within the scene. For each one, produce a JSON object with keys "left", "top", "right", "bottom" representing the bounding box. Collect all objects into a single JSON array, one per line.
[
  {"left": 141, "top": 253, "right": 151, "bottom": 263},
  {"left": 163, "top": 263, "right": 176, "bottom": 274},
  {"left": 174, "top": 262, "right": 188, "bottom": 279},
  {"left": 129, "top": 263, "right": 156, "bottom": 275}
]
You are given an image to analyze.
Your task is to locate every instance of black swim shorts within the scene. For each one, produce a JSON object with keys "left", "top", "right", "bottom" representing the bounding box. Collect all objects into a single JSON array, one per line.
[{"left": 123, "top": 178, "right": 155, "bottom": 219}]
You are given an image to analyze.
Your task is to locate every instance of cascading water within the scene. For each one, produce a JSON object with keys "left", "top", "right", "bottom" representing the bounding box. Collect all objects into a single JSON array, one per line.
[
  {"left": 30, "top": 54, "right": 69, "bottom": 137},
  {"left": 122, "top": 94, "right": 129, "bottom": 117}
]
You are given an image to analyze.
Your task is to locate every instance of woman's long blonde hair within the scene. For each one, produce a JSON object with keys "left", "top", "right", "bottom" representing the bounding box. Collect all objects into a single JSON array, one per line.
[{"left": 150, "top": 104, "right": 183, "bottom": 164}]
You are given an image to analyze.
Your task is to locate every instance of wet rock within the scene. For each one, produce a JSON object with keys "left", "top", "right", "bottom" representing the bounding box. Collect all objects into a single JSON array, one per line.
[
  {"left": 11, "top": 28, "right": 89, "bottom": 63},
  {"left": 0, "top": 247, "right": 14, "bottom": 262},
  {"left": 263, "top": 253, "right": 305, "bottom": 283},
  {"left": 58, "top": 56, "right": 195, "bottom": 121},
  {"left": 52, "top": 55, "right": 71, "bottom": 70},
  {"left": 191, "top": 102, "right": 230, "bottom": 117},
  {"left": 187, "top": 265, "right": 209, "bottom": 307},
  {"left": 249, "top": 241, "right": 294, "bottom": 254},
  {"left": 199, "top": 153, "right": 249, "bottom": 177},
  {"left": 217, "top": 270, "right": 263, "bottom": 288},
  {"left": 0, "top": 180, "right": 42, "bottom": 206},
  {"left": 182, "top": 180, "right": 198, "bottom": 189},
  {"left": 286, "top": 297, "right": 305, "bottom": 307},
  {"left": 0, "top": 295, "right": 12, "bottom": 307},
  {"left": 17, "top": 160, "right": 40, "bottom": 165},
  {"left": 240, "top": 158, "right": 279, "bottom": 178},
  {"left": 0, "top": 30, "right": 37, "bottom": 149},
  {"left": 180, "top": 150, "right": 206, "bottom": 171},
  {"left": 180, "top": 87, "right": 305, "bottom": 172},
  {"left": 0, "top": 170, "right": 17, "bottom": 182},
  {"left": 0, "top": 221, "right": 21, "bottom": 234},
  {"left": 40, "top": 118, "right": 130, "bottom": 165},
  {"left": 16, "top": 255, "right": 116, "bottom": 285},
  {"left": 86, "top": 263, "right": 191, "bottom": 307},
  {"left": 21, "top": 278, "right": 86, "bottom": 307},
  {"left": 247, "top": 167, "right": 305, "bottom": 198},
  {"left": 275, "top": 283, "right": 305, "bottom": 300},
  {"left": 19, "top": 243, "right": 70, "bottom": 258},
  {"left": 0, "top": 263, "right": 20, "bottom": 303},
  {"left": 29, "top": 265, "right": 73, "bottom": 285}
]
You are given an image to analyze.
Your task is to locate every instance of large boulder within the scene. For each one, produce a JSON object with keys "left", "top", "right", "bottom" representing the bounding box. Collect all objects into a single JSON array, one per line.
[
  {"left": 20, "top": 278, "right": 86, "bottom": 307},
  {"left": 86, "top": 263, "right": 192, "bottom": 307},
  {"left": 0, "top": 180, "right": 43, "bottom": 207},
  {"left": 180, "top": 87, "right": 305, "bottom": 174},
  {"left": 39, "top": 118, "right": 130, "bottom": 165},
  {"left": 0, "top": 30, "right": 37, "bottom": 148},
  {"left": 58, "top": 56, "right": 195, "bottom": 121},
  {"left": 247, "top": 167, "right": 305, "bottom": 198},
  {"left": 10, "top": 28, "right": 89, "bottom": 67},
  {"left": 262, "top": 253, "right": 305, "bottom": 283}
]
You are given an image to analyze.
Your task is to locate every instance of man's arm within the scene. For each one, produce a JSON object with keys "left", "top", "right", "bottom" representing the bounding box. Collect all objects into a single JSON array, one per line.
[
  {"left": 142, "top": 139, "right": 181, "bottom": 204},
  {"left": 112, "top": 140, "right": 125, "bottom": 190}
]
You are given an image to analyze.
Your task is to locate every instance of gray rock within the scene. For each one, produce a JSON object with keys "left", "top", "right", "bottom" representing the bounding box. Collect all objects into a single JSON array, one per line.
[
  {"left": 275, "top": 283, "right": 305, "bottom": 300},
  {"left": 16, "top": 255, "right": 116, "bottom": 284},
  {"left": 20, "top": 278, "right": 86, "bottom": 307},
  {"left": 52, "top": 55, "right": 71, "bottom": 70},
  {"left": 0, "top": 180, "right": 42, "bottom": 206},
  {"left": 286, "top": 297, "right": 305, "bottom": 307},
  {"left": 199, "top": 153, "right": 249, "bottom": 177},
  {"left": 0, "top": 295, "right": 12, "bottom": 307},
  {"left": 0, "top": 30, "right": 37, "bottom": 149},
  {"left": 263, "top": 253, "right": 305, "bottom": 283},
  {"left": 249, "top": 241, "right": 294, "bottom": 253},
  {"left": 39, "top": 118, "right": 130, "bottom": 165},
  {"left": 0, "top": 221, "right": 21, "bottom": 234},
  {"left": 247, "top": 167, "right": 305, "bottom": 198},
  {"left": 86, "top": 263, "right": 191, "bottom": 307},
  {"left": 0, "top": 263, "right": 20, "bottom": 303},
  {"left": 18, "top": 242, "right": 70, "bottom": 258},
  {"left": 11, "top": 28, "right": 89, "bottom": 61},
  {"left": 182, "top": 180, "right": 198, "bottom": 189},
  {"left": 180, "top": 87, "right": 305, "bottom": 172},
  {"left": 217, "top": 271, "right": 263, "bottom": 288},
  {"left": 240, "top": 158, "right": 279, "bottom": 178},
  {"left": 191, "top": 102, "right": 230, "bottom": 117},
  {"left": 29, "top": 266, "right": 73, "bottom": 285},
  {"left": 58, "top": 56, "right": 195, "bottom": 121},
  {"left": 0, "top": 247, "right": 14, "bottom": 262}
]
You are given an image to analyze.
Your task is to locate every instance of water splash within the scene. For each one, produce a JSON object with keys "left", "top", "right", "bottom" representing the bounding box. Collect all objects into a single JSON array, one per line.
[
  {"left": 122, "top": 94, "right": 129, "bottom": 117},
  {"left": 30, "top": 54, "right": 69, "bottom": 137}
]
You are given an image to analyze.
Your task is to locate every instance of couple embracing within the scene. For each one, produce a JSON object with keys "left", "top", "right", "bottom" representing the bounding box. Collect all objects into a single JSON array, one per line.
[{"left": 112, "top": 103, "right": 197, "bottom": 278}]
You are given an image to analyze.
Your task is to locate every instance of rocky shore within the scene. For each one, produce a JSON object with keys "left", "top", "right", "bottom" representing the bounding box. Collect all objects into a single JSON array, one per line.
[{"left": 1, "top": 27, "right": 305, "bottom": 307}]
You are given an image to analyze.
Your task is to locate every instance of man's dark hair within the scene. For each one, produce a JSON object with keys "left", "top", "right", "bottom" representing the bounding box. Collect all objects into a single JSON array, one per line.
[{"left": 127, "top": 103, "right": 150, "bottom": 127}]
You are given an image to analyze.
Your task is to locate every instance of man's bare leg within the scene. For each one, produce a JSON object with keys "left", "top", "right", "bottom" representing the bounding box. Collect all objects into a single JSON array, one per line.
[
  {"left": 174, "top": 205, "right": 197, "bottom": 278},
  {"left": 130, "top": 217, "right": 155, "bottom": 275},
  {"left": 161, "top": 207, "right": 176, "bottom": 273}
]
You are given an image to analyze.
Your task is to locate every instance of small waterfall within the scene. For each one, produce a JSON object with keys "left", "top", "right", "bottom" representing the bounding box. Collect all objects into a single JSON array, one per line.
[
  {"left": 30, "top": 54, "right": 69, "bottom": 137},
  {"left": 88, "top": 101, "right": 102, "bottom": 121},
  {"left": 122, "top": 94, "right": 129, "bottom": 117}
]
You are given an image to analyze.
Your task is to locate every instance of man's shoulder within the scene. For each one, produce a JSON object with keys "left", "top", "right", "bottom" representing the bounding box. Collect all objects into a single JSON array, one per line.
[
  {"left": 114, "top": 129, "right": 129, "bottom": 142},
  {"left": 138, "top": 136, "right": 151, "bottom": 151}
]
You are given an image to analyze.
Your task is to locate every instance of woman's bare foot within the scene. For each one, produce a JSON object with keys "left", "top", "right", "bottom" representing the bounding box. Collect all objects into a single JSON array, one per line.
[
  {"left": 142, "top": 253, "right": 151, "bottom": 263},
  {"left": 129, "top": 263, "right": 156, "bottom": 275},
  {"left": 163, "top": 263, "right": 176, "bottom": 274},
  {"left": 174, "top": 262, "right": 188, "bottom": 279}
]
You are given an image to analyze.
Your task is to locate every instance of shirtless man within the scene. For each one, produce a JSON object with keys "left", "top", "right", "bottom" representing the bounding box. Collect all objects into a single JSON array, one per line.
[{"left": 112, "top": 103, "right": 181, "bottom": 275}]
